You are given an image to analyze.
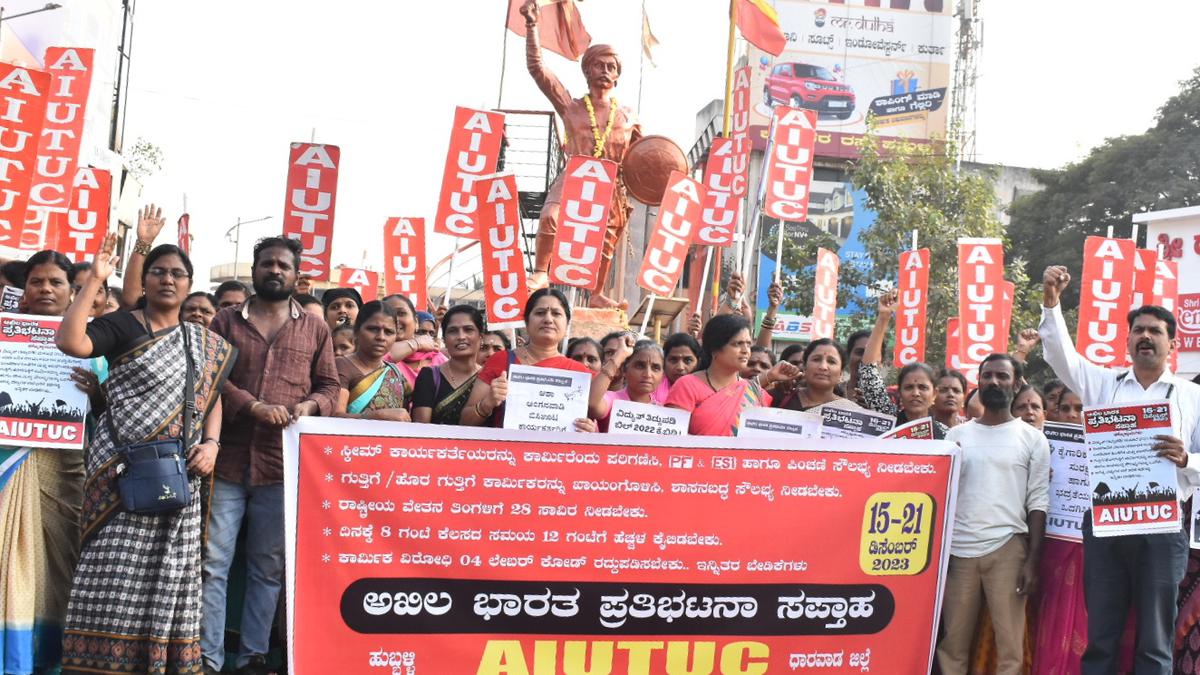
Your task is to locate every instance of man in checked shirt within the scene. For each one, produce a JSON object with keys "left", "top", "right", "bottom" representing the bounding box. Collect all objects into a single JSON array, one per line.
[{"left": 202, "top": 236, "right": 340, "bottom": 675}]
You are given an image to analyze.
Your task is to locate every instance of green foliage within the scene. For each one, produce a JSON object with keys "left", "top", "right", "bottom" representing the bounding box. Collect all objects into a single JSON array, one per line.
[
  {"left": 127, "top": 138, "right": 165, "bottom": 180},
  {"left": 1008, "top": 66, "right": 1200, "bottom": 311}
]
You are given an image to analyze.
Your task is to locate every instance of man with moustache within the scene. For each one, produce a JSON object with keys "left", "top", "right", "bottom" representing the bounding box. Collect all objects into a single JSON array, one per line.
[
  {"left": 936, "top": 353, "right": 1050, "bottom": 675},
  {"left": 202, "top": 236, "right": 340, "bottom": 675},
  {"left": 1040, "top": 265, "right": 1200, "bottom": 674}
]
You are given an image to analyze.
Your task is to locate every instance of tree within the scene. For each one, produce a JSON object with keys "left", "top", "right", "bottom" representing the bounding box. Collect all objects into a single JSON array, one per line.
[
  {"left": 1008, "top": 66, "right": 1200, "bottom": 312},
  {"left": 773, "top": 125, "right": 1038, "bottom": 370}
]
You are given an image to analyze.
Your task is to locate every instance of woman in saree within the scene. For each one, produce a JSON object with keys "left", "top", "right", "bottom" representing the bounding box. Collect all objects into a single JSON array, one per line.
[
  {"left": 462, "top": 288, "right": 596, "bottom": 431},
  {"left": 412, "top": 305, "right": 483, "bottom": 425},
  {"left": 665, "top": 314, "right": 799, "bottom": 437},
  {"left": 588, "top": 335, "right": 665, "bottom": 432},
  {"left": 335, "top": 301, "right": 411, "bottom": 422},
  {"left": 934, "top": 369, "right": 969, "bottom": 429},
  {"left": 55, "top": 239, "right": 234, "bottom": 674},
  {"left": 771, "top": 337, "right": 851, "bottom": 413},
  {"left": 0, "top": 250, "right": 102, "bottom": 673},
  {"left": 857, "top": 290, "right": 948, "bottom": 438},
  {"left": 384, "top": 294, "right": 446, "bottom": 390}
]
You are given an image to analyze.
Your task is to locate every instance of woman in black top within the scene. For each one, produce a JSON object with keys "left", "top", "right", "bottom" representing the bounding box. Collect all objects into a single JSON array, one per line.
[{"left": 411, "top": 305, "right": 483, "bottom": 425}]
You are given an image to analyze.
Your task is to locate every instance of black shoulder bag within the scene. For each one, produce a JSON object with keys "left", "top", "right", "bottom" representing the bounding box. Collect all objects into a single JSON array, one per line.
[{"left": 110, "top": 321, "right": 194, "bottom": 514}]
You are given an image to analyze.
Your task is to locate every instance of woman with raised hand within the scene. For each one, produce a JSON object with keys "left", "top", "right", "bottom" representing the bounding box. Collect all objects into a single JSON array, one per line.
[
  {"left": 55, "top": 235, "right": 234, "bottom": 674},
  {"left": 666, "top": 314, "right": 799, "bottom": 436},
  {"left": 462, "top": 288, "right": 596, "bottom": 431},
  {"left": 412, "top": 305, "right": 483, "bottom": 425},
  {"left": 856, "top": 289, "right": 947, "bottom": 437},
  {"left": 334, "top": 301, "right": 411, "bottom": 422},
  {"left": 589, "top": 335, "right": 666, "bottom": 432}
]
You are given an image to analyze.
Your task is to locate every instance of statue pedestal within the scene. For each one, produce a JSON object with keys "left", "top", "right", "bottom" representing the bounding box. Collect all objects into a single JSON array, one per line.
[{"left": 569, "top": 307, "right": 628, "bottom": 341}]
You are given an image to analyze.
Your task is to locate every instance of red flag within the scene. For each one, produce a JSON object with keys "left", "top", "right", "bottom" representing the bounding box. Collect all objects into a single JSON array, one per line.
[
  {"left": 957, "top": 238, "right": 1005, "bottom": 364},
  {"left": 893, "top": 248, "right": 930, "bottom": 367},
  {"left": 506, "top": 0, "right": 592, "bottom": 61},
  {"left": 281, "top": 143, "right": 340, "bottom": 281},
  {"left": 383, "top": 217, "right": 428, "bottom": 311},
  {"left": 177, "top": 213, "right": 190, "bottom": 254},
  {"left": 637, "top": 171, "right": 704, "bottom": 296},
  {"left": 697, "top": 137, "right": 744, "bottom": 247},
  {"left": 763, "top": 107, "right": 818, "bottom": 222},
  {"left": 52, "top": 166, "right": 110, "bottom": 263},
  {"left": 549, "top": 156, "right": 618, "bottom": 289},
  {"left": 475, "top": 173, "right": 528, "bottom": 329},
  {"left": 0, "top": 64, "right": 50, "bottom": 252},
  {"left": 338, "top": 267, "right": 379, "bottom": 304},
  {"left": 21, "top": 47, "right": 95, "bottom": 251},
  {"left": 433, "top": 107, "right": 505, "bottom": 239},
  {"left": 810, "top": 248, "right": 839, "bottom": 340},
  {"left": 1076, "top": 236, "right": 1136, "bottom": 366},
  {"left": 734, "top": 0, "right": 787, "bottom": 57}
]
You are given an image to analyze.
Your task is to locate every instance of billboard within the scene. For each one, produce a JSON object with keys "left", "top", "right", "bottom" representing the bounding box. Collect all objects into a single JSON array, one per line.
[{"left": 746, "top": 0, "right": 954, "bottom": 158}]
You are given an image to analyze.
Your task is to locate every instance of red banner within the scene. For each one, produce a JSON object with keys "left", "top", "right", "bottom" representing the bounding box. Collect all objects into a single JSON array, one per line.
[
  {"left": 177, "top": 213, "right": 190, "bottom": 255},
  {"left": 338, "top": 267, "right": 379, "bottom": 304},
  {"left": 0, "top": 64, "right": 50, "bottom": 251},
  {"left": 636, "top": 170, "right": 704, "bottom": 296},
  {"left": 52, "top": 167, "right": 110, "bottom": 263},
  {"left": 729, "top": 66, "right": 752, "bottom": 198},
  {"left": 475, "top": 173, "right": 528, "bottom": 329},
  {"left": 893, "top": 248, "right": 929, "bottom": 367},
  {"left": 21, "top": 47, "right": 94, "bottom": 251},
  {"left": 285, "top": 419, "right": 959, "bottom": 674},
  {"left": 696, "top": 137, "right": 743, "bottom": 247},
  {"left": 549, "top": 156, "right": 618, "bottom": 289},
  {"left": 811, "top": 247, "right": 839, "bottom": 340},
  {"left": 1075, "top": 236, "right": 1136, "bottom": 366},
  {"left": 762, "top": 107, "right": 818, "bottom": 223},
  {"left": 383, "top": 217, "right": 428, "bottom": 311},
  {"left": 1151, "top": 258, "right": 1179, "bottom": 372},
  {"left": 956, "top": 238, "right": 1006, "bottom": 365},
  {"left": 282, "top": 143, "right": 340, "bottom": 281},
  {"left": 434, "top": 107, "right": 505, "bottom": 238}
]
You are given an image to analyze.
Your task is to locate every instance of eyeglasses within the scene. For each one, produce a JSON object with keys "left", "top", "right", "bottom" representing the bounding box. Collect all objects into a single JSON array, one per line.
[{"left": 147, "top": 267, "right": 191, "bottom": 280}]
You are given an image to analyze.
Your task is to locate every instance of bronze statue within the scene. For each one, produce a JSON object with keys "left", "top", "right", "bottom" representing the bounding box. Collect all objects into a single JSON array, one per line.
[{"left": 521, "top": 0, "right": 641, "bottom": 309}]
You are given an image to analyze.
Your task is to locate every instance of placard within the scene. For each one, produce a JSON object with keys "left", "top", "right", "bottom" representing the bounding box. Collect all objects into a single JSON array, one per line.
[
  {"left": 636, "top": 171, "right": 704, "bottom": 296},
  {"left": 738, "top": 406, "right": 820, "bottom": 438},
  {"left": 696, "top": 137, "right": 744, "bottom": 247},
  {"left": 729, "top": 66, "right": 753, "bottom": 198},
  {"left": 0, "top": 64, "right": 51, "bottom": 251},
  {"left": 383, "top": 217, "right": 428, "bottom": 310},
  {"left": 52, "top": 166, "right": 111, "bottom": 262},
  {"left": 337, "top": 267, "right": 379, "bottom": 304},
  {"left": 956, "top": 238, "right": 1006, "bottom": 365},
  {"left": 0, "top": 313, "right": 88, "bottom": 449},
  {"left": 475, "top": 173, "right": 528, "bottom": 330},
  {"left": 283, "top": 418, "right": 961, "bottom": 674},
  {"left": 282, "top": 143, "right": 340, "bottom": 281},
  {"left": 820, "top": 406, "right": 895, "bottom": 440},
  {"left": 1, "top": 286, "right": 23, "bottom": 311},
  {"left": 762, "top": 107, "right": 818, "bottom": 222},
  {"left": 881, "top": 417, "right": 934, "bottom": 440},
  {"left": 549, "top": 156, "right": 619, "bottom": 289},
  {"left": 1083, "top": 401, "right": 1179, "bottom": 537},
  {"left": 503, "top": 364, "right": 591, "bottom": 433},
  {"left": 1075, "top": 236, "right": 1136, "bottom": 367},
  {"left": 21, "top": 47, "right": 95, "bottom": 251},
  {"left": 608, "top": 398, "right": 689, "bottom": 437},
  {"left": 1043, "top": 422, "right": 1088, "bottom": 543},
  {"left": 893, "top": 249, "right": 929, "bottom": 367},
  {"left": 433, "top": 107, "right": 505, "bottom": 238},
  {"left": 810, "top": 247, "right": 839, "bottom": 340}
]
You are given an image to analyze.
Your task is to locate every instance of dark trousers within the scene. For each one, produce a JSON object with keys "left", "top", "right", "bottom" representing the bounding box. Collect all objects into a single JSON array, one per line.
[{"left": 1081, "top": 512, "right": 1189, "bottom": 675}]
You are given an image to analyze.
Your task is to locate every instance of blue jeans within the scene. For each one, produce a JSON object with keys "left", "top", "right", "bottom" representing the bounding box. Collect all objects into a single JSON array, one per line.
[
  {"left": 1081, "top": 512, "right": 1189, "bottom": 675},
  {"left": 200, "top": 476, "right": 285, "bottom": 671}
]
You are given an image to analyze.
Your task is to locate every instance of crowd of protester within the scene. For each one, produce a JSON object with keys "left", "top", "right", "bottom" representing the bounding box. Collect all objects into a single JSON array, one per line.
[{"left": 0, "top": 209, "right": 1199, "bottom": 675}]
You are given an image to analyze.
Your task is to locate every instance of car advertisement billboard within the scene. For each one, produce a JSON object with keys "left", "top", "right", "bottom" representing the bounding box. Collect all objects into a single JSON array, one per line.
[{"left": 745, "top": 0, "right": 954, "bottom": 159}]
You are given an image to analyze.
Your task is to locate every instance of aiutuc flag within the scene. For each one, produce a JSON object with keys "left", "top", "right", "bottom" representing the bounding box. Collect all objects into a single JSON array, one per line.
[{"left": 733, "top": 0, "right": 786, "bottom": 57}]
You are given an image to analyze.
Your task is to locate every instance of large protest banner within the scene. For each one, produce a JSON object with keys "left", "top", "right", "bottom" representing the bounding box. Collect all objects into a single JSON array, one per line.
[
  {"left": 282, "top": 143, "right": 340, "bottom": 281},
  {"left": 284, "top": 419, "right": 959, "bottom": 674},
  {"left": 0, "top": 313, "right": 88, "bottom": 448}
]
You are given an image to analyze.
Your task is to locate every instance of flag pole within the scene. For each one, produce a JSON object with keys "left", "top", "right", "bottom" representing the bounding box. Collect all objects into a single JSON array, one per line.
[
  {"left": 497, "top": 0, "right": 512, "bottom": 108},
  {"left": 638, "top": 0, "right": 647, "bottom": 115},
  {"left": 712, "top": 0, "right": 738, "bottom": 315}
]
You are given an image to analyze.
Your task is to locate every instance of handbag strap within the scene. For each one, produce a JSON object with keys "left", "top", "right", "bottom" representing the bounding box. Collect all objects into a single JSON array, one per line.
[{"left": 104, "top": 323, "right": 196, "bottom": 450}]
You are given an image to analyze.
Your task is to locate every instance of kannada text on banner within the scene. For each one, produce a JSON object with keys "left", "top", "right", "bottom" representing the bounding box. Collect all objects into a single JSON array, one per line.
[{"left": 284, "top": 419, "right": 960, "bottom": 674}]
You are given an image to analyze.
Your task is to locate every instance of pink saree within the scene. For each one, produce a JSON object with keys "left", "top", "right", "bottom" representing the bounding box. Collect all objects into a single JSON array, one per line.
[{"left": 664, "top": 373, "right": 770, "bottom": 437}]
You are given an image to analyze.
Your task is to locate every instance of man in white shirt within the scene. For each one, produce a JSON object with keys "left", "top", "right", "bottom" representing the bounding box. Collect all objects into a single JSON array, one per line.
[
  {"left": 937, "top": 353, "right": 1050, "bottom": 675},
  {"left": 1039, "top": 264, "right": 1200, "bottom": 674}
]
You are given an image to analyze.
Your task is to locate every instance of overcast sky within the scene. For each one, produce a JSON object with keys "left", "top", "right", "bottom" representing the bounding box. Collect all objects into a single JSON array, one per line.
[{"left": 122, "top": 0, "right": 1200, "bottom": 287}]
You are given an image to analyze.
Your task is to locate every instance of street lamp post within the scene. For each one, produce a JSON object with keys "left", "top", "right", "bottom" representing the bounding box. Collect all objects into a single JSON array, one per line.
[{"left": 224, "top": 215, "right": 273, "bottom": 281}]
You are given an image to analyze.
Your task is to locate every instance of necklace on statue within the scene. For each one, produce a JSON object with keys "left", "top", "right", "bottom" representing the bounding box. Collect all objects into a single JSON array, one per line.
[{"left": 583, "top": 94, "right": 617, "bottom": 158}]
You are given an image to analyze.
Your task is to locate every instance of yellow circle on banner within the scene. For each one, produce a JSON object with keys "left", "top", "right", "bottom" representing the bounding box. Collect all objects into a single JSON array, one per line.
[{"left": 859, "top": 492, "right": 935, "bottom": 576}]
